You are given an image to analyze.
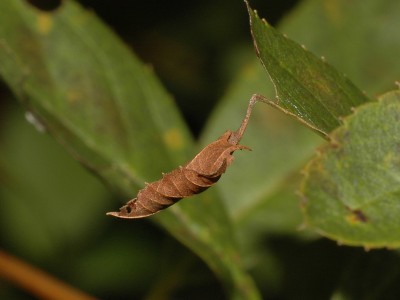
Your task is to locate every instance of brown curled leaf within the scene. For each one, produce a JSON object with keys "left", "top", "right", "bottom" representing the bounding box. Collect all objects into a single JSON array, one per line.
[
  {"left": 107, "top": 94, "right": 269, "bottom": 219},
  {"left": 107, "top": 131, "right": 250, "bottom": 218}
]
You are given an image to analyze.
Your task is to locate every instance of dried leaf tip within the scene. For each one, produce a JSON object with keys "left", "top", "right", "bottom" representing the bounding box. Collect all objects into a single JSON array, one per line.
[{"left": 107, "top": 94, "right": 271, "bottom": 219}]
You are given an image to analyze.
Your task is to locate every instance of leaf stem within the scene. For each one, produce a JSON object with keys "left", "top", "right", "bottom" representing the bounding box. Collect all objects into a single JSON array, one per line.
[{"left": 229, "top": 94, "right": 271, "bottom": 145}]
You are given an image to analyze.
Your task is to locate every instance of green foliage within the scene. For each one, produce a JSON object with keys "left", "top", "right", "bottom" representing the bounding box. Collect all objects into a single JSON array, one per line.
[
  {"left": 301, "top": 90, "right": 400, "bottom": 248},
  {"left": 0, "top": 1, "right": 257, "bottom": 299},
  {"left": 0, "top": 0, "right": 400, "bottom": 299},
  {"left": 246, "top": 2, "right": 370, "bottom": 136}
]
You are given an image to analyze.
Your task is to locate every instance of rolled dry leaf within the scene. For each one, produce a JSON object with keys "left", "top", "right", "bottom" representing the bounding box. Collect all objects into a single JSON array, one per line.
[
  {"left": 107, "top": 131, "right": 249, "bottom": 218},
  {"left": 107, "top": 94, "right": 269, "bottom": 219}
]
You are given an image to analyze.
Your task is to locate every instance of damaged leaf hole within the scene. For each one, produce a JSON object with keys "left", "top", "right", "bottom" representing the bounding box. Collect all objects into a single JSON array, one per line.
[
  {"left": 26, "top": 0, "right": 62, "bottom": 11},
  {"left": 108, "top": 94, "right": 271, "bottom": 219}
]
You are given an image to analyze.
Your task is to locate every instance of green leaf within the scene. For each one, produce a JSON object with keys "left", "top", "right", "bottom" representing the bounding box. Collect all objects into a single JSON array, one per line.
[
  {"left": 0, "top": 1, "right": 259, "bottom": 298},
  {"left": 301, "top": 89, "right": 400, "bottom": 248},
  {"left": 246, "top": 1, "right": 371, "bottom": 136},
  {"left": 279, "top": 0, "right": 400, "bottom": 96},
  {"left": 0, "top": 104, "right": 111, "bottom": 261}
]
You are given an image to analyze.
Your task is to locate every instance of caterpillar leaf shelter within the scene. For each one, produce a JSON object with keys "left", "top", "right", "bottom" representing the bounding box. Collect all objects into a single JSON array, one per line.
[{"left": 107, "top": 94, "right": 269, "bottom": 219}]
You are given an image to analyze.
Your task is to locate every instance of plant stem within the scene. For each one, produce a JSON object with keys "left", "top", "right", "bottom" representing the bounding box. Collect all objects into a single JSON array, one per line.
[{"left": 0, "top": 249, "right": 97, "bottom": 300}]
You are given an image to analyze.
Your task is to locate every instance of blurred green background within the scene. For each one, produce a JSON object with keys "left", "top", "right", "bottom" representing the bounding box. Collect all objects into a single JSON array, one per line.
[
  {"left": 73, "top": 0, "right": 298, "bottom": 135},
  {"left": 1, "top": 0, "right": 400, "bottom": 299},
  {"left": 0, "top": 0, "right": 298, "bottom": 299}
]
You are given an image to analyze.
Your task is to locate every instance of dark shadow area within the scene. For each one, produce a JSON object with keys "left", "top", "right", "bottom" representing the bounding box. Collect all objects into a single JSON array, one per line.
[
  {"left": 26, "top": 0, "right": 62, "bottom": 11},
  {"left": 253, "top": 235, "right": 400, "bottom": 300}
]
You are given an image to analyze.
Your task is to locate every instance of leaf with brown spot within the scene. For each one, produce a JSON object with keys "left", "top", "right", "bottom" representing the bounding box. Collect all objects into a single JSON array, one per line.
[{"left": 301, "top": 90, "right": 400, "bottom": 248}]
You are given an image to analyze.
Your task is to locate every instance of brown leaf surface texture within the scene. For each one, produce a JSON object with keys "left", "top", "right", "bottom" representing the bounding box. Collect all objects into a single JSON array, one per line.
[
  {"left": 107, "top": 94, "right": 267, "bottom": 219},
  {"left": 107, "top": 131, "right": 249, "bottom": 218}
]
